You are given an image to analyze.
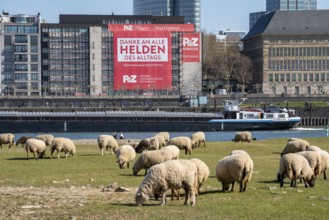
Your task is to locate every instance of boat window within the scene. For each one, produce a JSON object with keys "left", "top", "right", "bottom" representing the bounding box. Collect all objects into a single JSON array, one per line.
[
  {"left": 246, "top": 114, "right": 256, "bottom": 119},
  {"left": 278, "top": 114, "right": 286, "bottom": 118},
  {"left": 265, "top": 114, "right": 274, "bottom": 118}
]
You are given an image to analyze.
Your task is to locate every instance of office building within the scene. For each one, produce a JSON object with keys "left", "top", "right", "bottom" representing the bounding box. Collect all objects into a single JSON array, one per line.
[
  {"left": 243, "top": 10, "right": 329, "bottom": 95},
  {"left": 250, "top": 0, "right": 318, "bottom": 29},
  {"left": 133, "top": 0, "right": 201, "bottom": 31},
  {"left": 0, "top": 12, "right": 41, "bottom": 95}
]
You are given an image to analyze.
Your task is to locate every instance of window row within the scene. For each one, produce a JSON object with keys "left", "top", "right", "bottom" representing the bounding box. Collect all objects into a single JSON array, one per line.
[
  {"left": 268, "top": 47, "right": 329, "bottom": 57},
  {"left": 4, "top": 25, "right": 38, "bottom": 34},
  {"left": 268, "top": 59, "right": 329, "bottom": 71},
  {"left": 268, "top": 73, "right": 329, "bottom": 82}
]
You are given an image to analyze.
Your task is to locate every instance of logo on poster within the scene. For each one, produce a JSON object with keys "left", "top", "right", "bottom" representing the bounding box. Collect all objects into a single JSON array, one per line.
[
  {"left": 124, "top": 25, "right": 133, "bottom": 31},
  {"left": 183, "top": 37, "right": 199, "bottom": 47},
  {"left": 123, "top": 75, "right": 137, "bottom": 83}
]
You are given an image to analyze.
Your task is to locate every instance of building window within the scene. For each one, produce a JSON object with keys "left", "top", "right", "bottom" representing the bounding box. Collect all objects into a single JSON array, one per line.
[
  {"left": 309, "top": 74, "right": 313, "bottom": 82},
  {"left": 269, "top": 74, "right": 273, "bottom": 82},
  {"left": 31, "top": 83, "right": 39, "bottom": 90},
  {"left": 315, "top": 73, "right": 319, "bottom": 81},
  {"left": 31, "top": 55, "right": 38, "bottom": 62},
  {"left": 298, "top": 73, "right": 302, "bottom": 81},
  {"left": 31, "top": 64, "right": 38, "bottom": 71},
  {"left": 280, "top": 74, "right": 284, "bottom": 81},
  {"left": 31, "top": 73, "right": 38, "bottom": 80},
  {"left": 15, "top": 64, "right": 28, "bottom": 71},
  {"left": 286, "top": 74, "right": 290, "bottom": 82},
  {"left": 321, "top": 73, "right": 325, "bottom": 81},
  {"left": 275, "top": 74, "right": 279, "bottom": 82},
  {"left": 15, "top": 35, "right": 28, "bottom": 43},
  {"left": 295, "top": 86, "right": 299, "bottom": 94},
  {"left": 292, "top": 73, "right": 296, "bottom": 82}
]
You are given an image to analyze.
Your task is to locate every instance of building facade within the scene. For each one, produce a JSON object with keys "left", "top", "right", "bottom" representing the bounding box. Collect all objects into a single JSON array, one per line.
[
  {"left": 266, "top": 0, "right": 317, "bottom": 11},
  {"left": 243, "top": 10, "right": 329, "bottom": 95},
  {"left": 250, "top": 0, "right": 318, "bottom": 30},
  {"left": 0, "top": 12, "right": 41, "bottom": 96},
  {"left": 133, "top": 0, "right": 201, "bottom": 31},
  {"left": 1, "top": 13, "right": 202, "bottom": 97}
]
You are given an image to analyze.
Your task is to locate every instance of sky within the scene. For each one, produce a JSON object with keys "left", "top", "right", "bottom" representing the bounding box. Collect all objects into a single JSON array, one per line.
[{"left": 1, "top": 0, "right": 329, "bottom": 33}]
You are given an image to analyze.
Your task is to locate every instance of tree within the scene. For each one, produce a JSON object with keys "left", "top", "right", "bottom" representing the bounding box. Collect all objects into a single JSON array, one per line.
[{"left": 231, "top": 54, "right": 253, "bottom": 92}]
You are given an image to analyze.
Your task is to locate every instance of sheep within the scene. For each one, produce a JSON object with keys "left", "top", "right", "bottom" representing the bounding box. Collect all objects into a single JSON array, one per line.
[
  {"left": 115, "top": 145, "right": 136, "bottom": 169},
  {"left": 304, "top": 146, "right": 329, "bottom": 180},
  {"left": 0, "top": 133, "right": 15, "bottom": 148},
  {"left": 296, "top": 151, "right": 322, "bottom": 178},
  {"left": 306, "top": 145, "right": 322, "bottom": 152},
  {"left": 135, "top": 159, "right": 198, "bottom": 206},
  {"left": 15, "top": 136, "right": 33, "bottom": 147},
  {"left": 50, "top": 137, "right": 76, "bottom": 159},
  {"left": 97, "top": 135, "right": 119, "bottom": 156},
  {"left": 132, "top": 149, "right": 174, "bottom": 176},
  {"left": 216, "top": 153, "right": 253, "bottom": 192},
  {"left": 287, "top": 138, "right": 309, "bottom": 144},
  {"left": 281, "top": 139, "right": 310, "bottom": 157},
  {"left": 162, "top": 145, "right": 180, "bottom": 160},
  {"left": 135, "top": 137, "right": 159, "bottom": 153},
  {"left": 278, "top": 153, "right": 315, "bottom": 188},
  {"left": 154, "top": 135, "right": 166, "bottom": 148},
  {"left": 25, "top": 138, "right": 47, "bottom": 160},
  {"left": 191, "top": 132, "right": 206, "bottom": 148},
  {"left": 155, "top": 132, "right": 170, "bottom": 144},
  {"left": 190, "top": 158, "right": 210, "bottom": 196},
  {"left": 232, "top": 131, "right": 254, "bottom": 143},
  {"left": 168, "top": 136, "right": 192, "bottom": 155},
  {"left": 36, "top": 134, "right": 54, "bottom": 147}
]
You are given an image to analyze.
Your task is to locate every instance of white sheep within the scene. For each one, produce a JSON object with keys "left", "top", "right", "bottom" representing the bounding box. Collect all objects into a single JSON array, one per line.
[
  {"left": 305, "top": 146, "right": 329, "bottom": 180},
  {"left": 135, "top": 159, "right": 198, "bottom": 206},
  {"left": 162, "top": 145, "right": 180, "bottom": 160},
  {"left": 168, "top": 136, "right": 192, "bottom": 155},
  {"left": 191, "top": 132, "right": 206, "bottom": 148},
  {"left": 97, "top": 135, "right": 119, "bottom": 155},
  {"left": 132, "top": 149, "right": 174, "bottom": 176},
  {"left": 154, "top": 135, "right": 166, "bottom": 148},
  {"left": 0, "top": 133, "right": 15, "bottom": 148},
  {"left": 115, "top": 145, "right": 136, "bottom": 169},
  {"left": 36, "top": 134, "right": 54, "bottom": 147},
  {"left": 216, "top": 153, "right": 253, "bottom": 192},
  {"left": 278, "top": 153, "right": 315, "bottom": 188},
  {"left": 190, "top": 158, "right": 210, "bottom": 196},
  {"left": 155, "top": 132, "right": 170, "bottom": 144},
  {"left": 50, "top": 137, "right": 76, "bottom": 159},
  {"left": 296, "top": 151, "right": 322, "bottom": 178},
  {"left": 287, "top": 138, "right": 309, "bottom": 143},
  {"left": 232, "top": 131, "right": 253, "bottom": 143},
  {"left": 281, "top": 139, "right": 310, "bottom": 157},
  {"left": 135, "top": 137, "right": 160, "bottom": 153},
  {"left": 25, "top": 138, "right": 47, "bottom": 160}
]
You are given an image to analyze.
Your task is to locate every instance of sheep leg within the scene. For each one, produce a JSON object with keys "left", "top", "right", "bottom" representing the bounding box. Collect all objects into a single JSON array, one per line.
[
  {"left": 183, "top": 187, "right": 189, "bottom": 205},
  {"left": 161, "top": 192, "right": 166, "bottom": 206},
  {"left": 302, "top": 178, "right": 308, "bottom": 188},
  {"left": 101, "top": 148, "right": 104, "bottom": 156},
  {"left": 190, "top": 190, "right": 196, "bottom": 206},
  {"left": 280, "top": 173, "right": 284, "bottom": 187},
  {"left": 127, "top": 162, "right": 129, "bottom": 169},
  {"left": 324, "top": 171, "right": 327, "bottom": 180},
  {"left": 33, "top": 152, "right": 38, "bottom": 160},
  {"left": 231, "top": 182, "right": 235, "bottom": 192}
]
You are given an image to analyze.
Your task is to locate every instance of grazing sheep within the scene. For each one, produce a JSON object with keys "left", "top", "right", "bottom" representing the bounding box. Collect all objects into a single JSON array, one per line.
[
  {"left": 191, "top": 132, "right": 206, "bottom": 148},
  {"left": 278, "top": 153, "right": 315, "bottom": 188},
  {"left": 190, "top": 158, "right": 210, "bottom": 195},
  {"left": 135, "top": 159, "right": 198, "bottom": 206},
  {"left": 16, "top": 136, "right": 33, "bottom": 147},
  {"left": 97, "top": 135, "right": 119, "bottom": 156},
  {"left": 36, "top": 134, "right": 54, "bottom": 147},
  {"left": 135, "top": 137, "right": 159, "bottom": 153},
  {"left": 50, "top": 137, "right": 76, "bottom": 159},
  {"left": 281, "top": 140, "right": 310, "bottom": 157},
  {"left": 296, "top": 151, "right": 322, "bottom": 178},
  {"left": 162, "top": 145, "right": 180, "bottom": 160},
  {"left": 0, "top": 133, "right": 15, "bottom": 148},
  {"left": 305, "top": 146, "right": 329, "bottom": 180},
  {"left": 216, "top": 153, "right": 253, "bottom": 192},
  {"left": 168, "top": 136, "right": 192, "bottom": 155},
  {"left": 155, "top": 132, "right": 170, "bottom": 144},
  {"left": 154, "top": 135, "right": 166, "bottom": 148},
  {"left": 132, "top": 149, "right": 174, "bottom": 176},
  {"left": 115, "top": 145, "right": 136, "bottom": 169},
  {"left": 25, "top": 138, "right": 47, "bottom": 160},
  {"left": 232, "top": 131, "right": 254, "bottom": 143},
  {"left": 306, "top": 145, "right": 322, "bottom": 152}
]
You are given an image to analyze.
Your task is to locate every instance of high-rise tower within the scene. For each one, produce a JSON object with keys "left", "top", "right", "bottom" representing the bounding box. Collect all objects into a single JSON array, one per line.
[{"left": 133, "top": 0, "right": 201, "bottom": 31}]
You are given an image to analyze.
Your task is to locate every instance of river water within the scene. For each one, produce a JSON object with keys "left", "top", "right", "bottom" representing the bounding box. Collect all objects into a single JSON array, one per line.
[{"left": 12, "top": 127, "right": 328, "bottom": 142}]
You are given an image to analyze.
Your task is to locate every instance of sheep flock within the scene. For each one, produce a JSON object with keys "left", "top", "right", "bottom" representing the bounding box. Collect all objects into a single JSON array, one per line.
[{"left": 0, "top": 130, "right": 328, "bottom": 208}]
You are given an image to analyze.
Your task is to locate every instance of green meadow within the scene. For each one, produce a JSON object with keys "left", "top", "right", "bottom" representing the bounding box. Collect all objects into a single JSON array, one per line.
[{"left": 0, "top": 138, "right": 328, "bottom": 219}]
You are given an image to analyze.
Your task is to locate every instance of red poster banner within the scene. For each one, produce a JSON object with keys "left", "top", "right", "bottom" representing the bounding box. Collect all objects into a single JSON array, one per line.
[
  {"left": 182, "top": 33, "right": 201, "bottom": 62},
  {"left": 109, "top": 24, "right": 194, "bottom": 32},
  {"left": 113, "top": 31, "right": 172, "bottom": 90}
]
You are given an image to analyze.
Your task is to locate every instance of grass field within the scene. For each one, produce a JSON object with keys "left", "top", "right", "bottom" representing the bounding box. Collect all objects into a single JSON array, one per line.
[{"left": 0, "top": 138, "right": 329, "bottom": 219}]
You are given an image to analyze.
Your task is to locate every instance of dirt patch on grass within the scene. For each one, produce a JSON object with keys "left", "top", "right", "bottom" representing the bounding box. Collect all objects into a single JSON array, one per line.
[{"left": 0, "top": 186, "right": 137, "bottom": 219}]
